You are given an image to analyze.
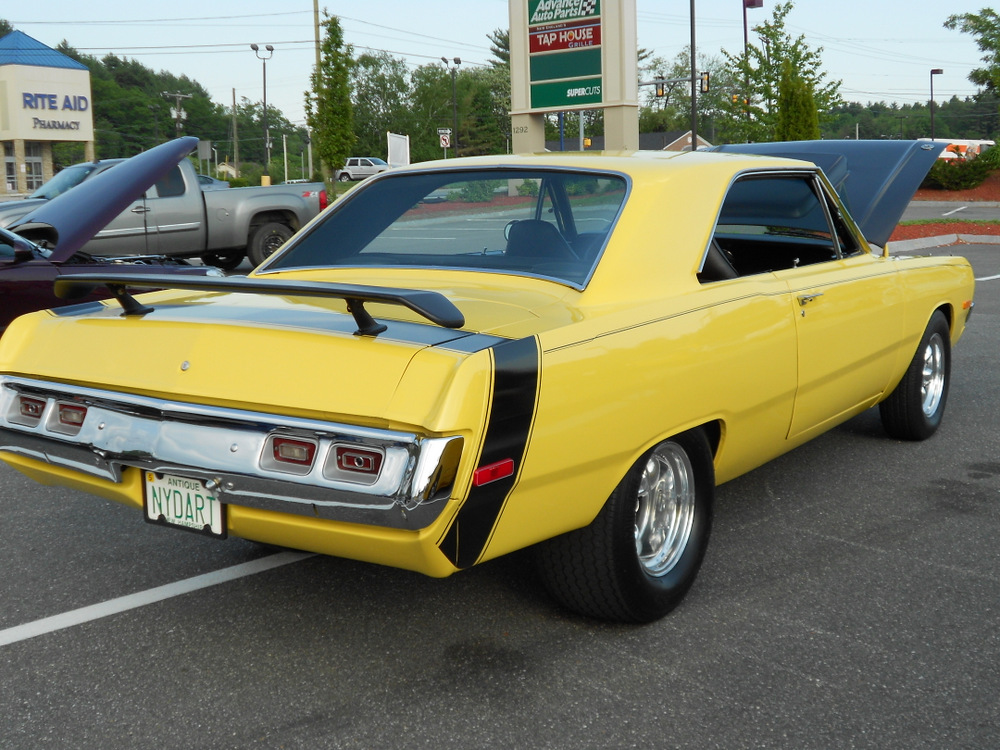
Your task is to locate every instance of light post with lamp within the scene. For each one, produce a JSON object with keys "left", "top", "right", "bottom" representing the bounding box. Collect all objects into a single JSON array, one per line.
[
  {"left": 930, "top": 68, "right": 943, "bottom": 141},
  {"left": 441, "top": 57, "right": 461, "bottom": 156},
  {"left": 250, "top": 43, "right": 274, "bottom": 185},
  {"left": 742, "top": 0, "right": 763, "bottom": 130}
]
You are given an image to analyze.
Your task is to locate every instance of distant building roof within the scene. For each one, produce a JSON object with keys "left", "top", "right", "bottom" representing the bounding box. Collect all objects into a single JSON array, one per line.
[{"left": 0, "top": 30, "right": 89, "bottom": 70}]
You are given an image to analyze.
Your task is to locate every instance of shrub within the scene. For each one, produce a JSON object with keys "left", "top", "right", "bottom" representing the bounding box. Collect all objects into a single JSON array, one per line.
[
  {"left": 921, "top": 156, "right": 991, "bottom": 191},
  {"left": 450, "top": 180, "right": 501, "bottom": 203},
  {"left": 517, "top": 179, "right": 540, "bottom": 197}
]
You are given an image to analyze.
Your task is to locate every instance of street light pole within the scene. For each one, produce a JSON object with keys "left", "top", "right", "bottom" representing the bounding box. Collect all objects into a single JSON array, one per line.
[
  {"left": 690, "top": 0, "right": 697, "bottom": 151},
  {"left": 441, "top": 57, "right": 461, "bottom": 156},
  {"left": 742, "top": 0, "right": 763, "bottom": 133},
  {"left": 251, "top": 43, "right": 275, "bottom": 185},
  {"left": 930, "top": 68, "right": 943, "bottom": 141}
]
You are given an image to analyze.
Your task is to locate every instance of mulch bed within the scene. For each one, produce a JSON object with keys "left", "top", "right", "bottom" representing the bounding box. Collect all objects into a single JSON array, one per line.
[{"left": 890, "top": 172, "right": 1000, "bottom": 242}]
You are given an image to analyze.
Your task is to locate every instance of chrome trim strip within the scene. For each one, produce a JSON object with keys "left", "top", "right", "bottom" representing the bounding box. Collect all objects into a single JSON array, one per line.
[{"left": 0, "top": 376, "right": 463, "bottom": 530}]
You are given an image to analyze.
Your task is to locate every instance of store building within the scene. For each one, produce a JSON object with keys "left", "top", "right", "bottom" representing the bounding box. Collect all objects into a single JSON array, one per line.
[{"left": 0, "top": 30, "right": 94, "bottom": 197}]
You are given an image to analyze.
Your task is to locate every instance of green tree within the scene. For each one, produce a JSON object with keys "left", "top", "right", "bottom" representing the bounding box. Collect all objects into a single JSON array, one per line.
[
  {"left": 305, "top": 12, "right": 355, "bottom": 173},
  {"left": 945, "top": 10, "right": 1000, "bottom": 93},
  {"left": 0, "top": 19, "right": 14, "bottom": 37},
  {"left": 775, "top": 60, "right": 820, "bottom": 140},
  {"left": 487, "top": 28, "right": 509, "bottom": 67},
  {"left": 723, "top": 1, "right": 840, "bottom": 142},
  {"left": 462, "top": 66, "right": 510, "bottom": 155},
  {"left": 350, "top": 51, "right": 411, "bottom": 158}
]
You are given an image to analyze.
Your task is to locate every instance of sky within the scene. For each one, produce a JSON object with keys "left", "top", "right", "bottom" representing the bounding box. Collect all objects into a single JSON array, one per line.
[{"left": 6, "top": 1, "right": 983, "bottom": 132}]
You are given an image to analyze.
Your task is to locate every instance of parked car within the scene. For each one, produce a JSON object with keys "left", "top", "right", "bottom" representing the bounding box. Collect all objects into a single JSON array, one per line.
[
  {"left": 0, "top": 141, "right": 327, "bottom": 269},
  {"left": 0, "top": 137, "right": 221, "bottom": 334},
  {"left": 335, "top": 157, "right": 389, "bottom": 182},
  {"left": 0, "top": 142, "right": 974, "bottom": 622}
]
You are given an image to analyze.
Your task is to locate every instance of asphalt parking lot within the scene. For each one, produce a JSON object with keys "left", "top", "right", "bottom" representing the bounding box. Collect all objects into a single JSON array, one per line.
[{"left": 1, "top": 242, "right": 997, "bottom": 750}]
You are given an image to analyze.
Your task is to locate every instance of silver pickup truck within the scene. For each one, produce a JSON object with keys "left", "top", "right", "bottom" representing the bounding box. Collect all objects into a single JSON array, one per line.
[{"left": 0, "top": 155, "right": 327, "bottom": 269}]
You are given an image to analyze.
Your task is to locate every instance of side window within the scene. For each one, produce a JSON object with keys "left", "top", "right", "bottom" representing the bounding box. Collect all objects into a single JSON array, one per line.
[
  {"left": 700, "top": 173, "right": 844, "bottom": 283},
  {"left": 361, "top": 159, "right": 372, "bottom": 167},
  {"left": 152, "top": 166, "right": 186, "bottom": 198}
]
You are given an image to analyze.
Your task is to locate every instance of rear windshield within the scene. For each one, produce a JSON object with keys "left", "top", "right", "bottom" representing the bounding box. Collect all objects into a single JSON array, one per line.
[{"left": 264, "top": 168, "right": 628, "bottom": 287}]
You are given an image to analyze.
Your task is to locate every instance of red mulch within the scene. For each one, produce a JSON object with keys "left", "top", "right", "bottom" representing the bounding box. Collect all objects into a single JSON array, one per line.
[{"left": 889, "top": 172, "right": 1000, "bottom": 242}]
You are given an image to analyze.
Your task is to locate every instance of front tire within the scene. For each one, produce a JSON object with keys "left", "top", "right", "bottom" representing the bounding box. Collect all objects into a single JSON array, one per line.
[
  {"left": 535, "top": 428, "right": 714, "bottom": 623},
  {"left": 247, "top": 222, "right": 293, "bottom": 266},
  {"left": 879, "top": 310, "right": 951, "bottom": 441}
]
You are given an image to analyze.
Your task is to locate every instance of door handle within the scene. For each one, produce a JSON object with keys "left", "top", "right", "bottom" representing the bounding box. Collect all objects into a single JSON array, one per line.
[
  {"left": 131, "top": 206, "right": 150, "bottom": 214},
  {"left": 797, "top": 292, "right": 824, "bottom": 306}
]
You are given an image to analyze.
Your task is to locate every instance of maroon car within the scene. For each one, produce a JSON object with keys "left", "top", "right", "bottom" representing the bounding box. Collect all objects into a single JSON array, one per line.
[{"left": 0, "top": 137, "right": 220, "bottom": 333}]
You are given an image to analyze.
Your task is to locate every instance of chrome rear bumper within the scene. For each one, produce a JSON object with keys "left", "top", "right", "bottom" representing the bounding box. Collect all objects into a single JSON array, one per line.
[{"left": 0, "top": 375, "right": 463, "bottom": 530}]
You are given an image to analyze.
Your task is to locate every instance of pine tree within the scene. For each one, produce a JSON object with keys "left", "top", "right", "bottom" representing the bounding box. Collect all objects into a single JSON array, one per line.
[
  {"left": 775, "top": 60, "right": 820, "bottom": 141},
  {"left": 304, "top": 13, "right": 355, "bottom": 174}
]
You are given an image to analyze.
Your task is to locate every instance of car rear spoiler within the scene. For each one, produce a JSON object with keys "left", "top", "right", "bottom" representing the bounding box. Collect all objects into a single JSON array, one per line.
[{"left": 53, "top": 273, "right": 465, "bottom": 336}]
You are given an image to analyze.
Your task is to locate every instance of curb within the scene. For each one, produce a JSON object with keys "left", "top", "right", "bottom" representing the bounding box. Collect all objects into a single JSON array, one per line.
[{"left": 889, "top": 234, "right": 1000, "bottom": 253}]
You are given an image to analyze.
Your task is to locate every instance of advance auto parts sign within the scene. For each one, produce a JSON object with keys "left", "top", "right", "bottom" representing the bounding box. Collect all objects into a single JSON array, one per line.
[{"left": 528, "top": 0, "right": 602, "bottom": 110}]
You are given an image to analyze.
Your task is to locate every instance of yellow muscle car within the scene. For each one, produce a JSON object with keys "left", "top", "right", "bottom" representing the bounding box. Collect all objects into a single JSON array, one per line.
[{"left": 0, "top": 141, "right": 975, "bottom": 622}]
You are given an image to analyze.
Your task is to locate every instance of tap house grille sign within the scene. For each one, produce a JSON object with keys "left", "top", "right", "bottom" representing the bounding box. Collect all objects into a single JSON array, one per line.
[{"left": 527, "top": 0, "right": 603, "bottom": 110}]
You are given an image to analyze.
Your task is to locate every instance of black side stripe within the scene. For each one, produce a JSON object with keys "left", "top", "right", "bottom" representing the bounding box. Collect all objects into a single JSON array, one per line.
[{"left": 439, "top": 336, "right": 539, "bottom": 569}]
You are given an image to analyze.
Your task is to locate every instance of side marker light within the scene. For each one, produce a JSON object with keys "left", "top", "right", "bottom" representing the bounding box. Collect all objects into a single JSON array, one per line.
[{"left": 473, "top": 458, "right": 515, "bottom": 487}]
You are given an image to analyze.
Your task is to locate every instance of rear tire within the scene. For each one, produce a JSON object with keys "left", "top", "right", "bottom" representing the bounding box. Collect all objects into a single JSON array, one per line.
[
  {"left": 338, "top": 173, "right": 351, "bottom": 182},
  {"left": 247, "top": 222, "right": 293, "bottom": 266},
  {"left": 535, "top": 428, "right": 714, "bottom": 623},
  {"left": 879, "top": 310, "right": 951, "bottom": 441}
]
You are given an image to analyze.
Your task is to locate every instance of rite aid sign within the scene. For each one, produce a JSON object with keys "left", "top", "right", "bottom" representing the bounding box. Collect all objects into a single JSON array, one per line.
[{"left": 527, "top": 0, "right": 603, "bottom": 110}]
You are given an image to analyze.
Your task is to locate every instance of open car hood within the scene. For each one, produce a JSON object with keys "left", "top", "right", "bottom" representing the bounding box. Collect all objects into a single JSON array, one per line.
[
  {"left": 6, "top": 136, "right": 198, "bottom": 262},
  {"left": 710, "top": 140, "right": 945, "bottom": 247}
]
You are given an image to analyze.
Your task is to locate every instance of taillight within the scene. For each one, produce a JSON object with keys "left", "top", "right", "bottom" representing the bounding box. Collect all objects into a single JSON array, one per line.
[
  {"left": 261, "top": 435, "right": 318, "bottom": 475},
  {"left": 335, "top": 446, "right": 383, "bottom": 476},
  {"left": 323, "top": 444, "right": 384, "bottom": 485},
  {"left": 47, "top": 401, "right": 88, "bottom": 435},
  {"left": 272, "top": 437, "right": 316, "bottom": 466},
  {"left": 19, "top": 396, "right": 45, "bottom": 422},
  {"left": 319, "top": 189, "right": 329, "bottom": 210}
]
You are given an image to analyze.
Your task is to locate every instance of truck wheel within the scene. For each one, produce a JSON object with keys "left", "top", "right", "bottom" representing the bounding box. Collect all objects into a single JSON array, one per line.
[
  {"left": 535, "top": 428, "right": 714, "bottom": 623},
  {"left": 338, "top": 173, "right": 351, "bottom": 182},
  {"left": 248, "top": 222, "right": 293, "bottom": 266},
  {"left": 200, "top": 249, "right": 245, "bottom": 271}
]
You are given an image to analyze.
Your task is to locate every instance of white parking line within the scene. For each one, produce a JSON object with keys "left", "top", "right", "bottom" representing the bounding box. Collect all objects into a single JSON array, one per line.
[
  {"left": 0, "top": 551, "right": 314, "bottom": 648},
  {"left": 943, "top": 206, "right": 968, "bottom": 216}
]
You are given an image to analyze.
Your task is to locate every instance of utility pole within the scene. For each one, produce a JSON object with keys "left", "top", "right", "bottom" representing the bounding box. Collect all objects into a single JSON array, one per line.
[
  {"left": 162, "top": 91, "right": 193, "bottom": 135},
  {"left": 232, "top": 88, "right": 240, "bottom": 177}
]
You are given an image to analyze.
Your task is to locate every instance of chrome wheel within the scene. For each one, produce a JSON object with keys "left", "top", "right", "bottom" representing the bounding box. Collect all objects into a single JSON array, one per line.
[
  {"left": 921, "top": 332, "right": 946, "bottom": 417},
  {"left": 634, "top": 442, "right": 696, "bottom": 577}
]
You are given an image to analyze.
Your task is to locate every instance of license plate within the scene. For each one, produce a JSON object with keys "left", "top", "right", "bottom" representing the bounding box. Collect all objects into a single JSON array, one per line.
[{"left": 143, "top": 471, "right": 226, "bottom": 538}]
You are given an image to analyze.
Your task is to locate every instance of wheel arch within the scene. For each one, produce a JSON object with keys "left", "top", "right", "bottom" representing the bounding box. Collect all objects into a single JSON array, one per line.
[{"left": 247, "top": 210, "right": 299, "bottom": 243}]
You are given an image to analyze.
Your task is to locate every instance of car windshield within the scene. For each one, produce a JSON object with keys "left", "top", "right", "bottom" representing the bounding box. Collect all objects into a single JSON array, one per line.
[
  {"left": 266, "top": 168, "right": 627, "bottom": 287},
  {"left": 28, "top": 163, "right": 101, "bottom": 200}
]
